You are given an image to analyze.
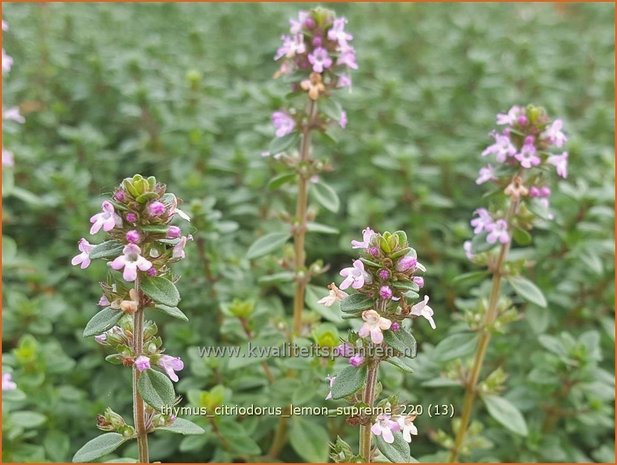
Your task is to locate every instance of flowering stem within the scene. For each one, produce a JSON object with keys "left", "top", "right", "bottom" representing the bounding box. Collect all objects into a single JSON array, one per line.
[
  {"left": 291, "top": 98, "right": 317, "bottom": 336},
  {"left": 359, "top": 361, "right": 379, "bottom": 462},
  {"left": 132, "top": 275, "right": 149, "bottom": 463},
  {"left": 449, "top": 195, "right": 519, "bottom": 462}
]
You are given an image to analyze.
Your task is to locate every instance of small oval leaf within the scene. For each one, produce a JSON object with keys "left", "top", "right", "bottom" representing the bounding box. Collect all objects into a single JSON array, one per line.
[{"left": 83, "top": 307, "right": 122, "bottom": 337}]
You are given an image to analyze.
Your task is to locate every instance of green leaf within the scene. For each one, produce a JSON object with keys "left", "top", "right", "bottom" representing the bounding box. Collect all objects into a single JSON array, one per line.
[
  {"left": 383, "top": 328, "right": 417, "bottom": 359},
  {"left": 384, "top": 357, "right": 415, "bottom": 373},
  {"left": 138, "top": 369, "right": 176, "bottom": 411},
  {"left": 258, "top": 271, "right": 295, "bottom": 284},
  {"left": 507, "top": 276, "right": 547, "bottom": 308},
  {"left": 311, "top": 180, "right": 340, "bottom": 213},
  {"left": 268, "top": 172, "right": 296, "bottom": 190},
  {"left": 330, "top": 365, "right": 367, "bottom": 399},
  {"left": 306, "top": 222, "right": 339, "bottom": 234},
  {"left": 89, "top": 240, "right": 124, "bottom": 260},
  {"left": 391, "top": 280, "right": 419, "bottom": 293},
  {"left": 83, "top": 307, "right": 122, "bottom": 337},
  {"left": 246, "top": 232, "right": 290, "bottom": 260},
  {"left": 452, "top": 271, "right": 490, "bottom": 285},
  {"left": 512, "top": 227, "right": 532, "bottom": 245},
  {"left": 289, "top": 417, "right": 329, "bottom": 462},
  {"left": 153, "top": 304, "right": 188, "bottom": 321},
  {"left": 157, "top": 418, "right": 205, "bottom": 435},
  {"left": 340, "top": 294, "right": 373, "bottom": 314},
  {"left": 12, "top": 411, "right": 46, "bottom": 428},
  {"left": 375, "top": 431, "right": 413, "bottom": 463},
  {"left": 433, "top": 333, "right": 477, "bottom": 362},
  {"left": 141, "top": 224, "right": 170, "bottom": 234},
  {"left": 482, "top": 395, "right": 529, "bottom": 437},
  {"left": 268, "top": 133, "right": 299, "bottom": 155},
  {"left": 141, "top": 276, "right": 180, "bottom": 307},
  {"left": 72, "top": 433, "right": 127, "bottom": 463},
  {"left": 470, "top": 232, "right": 495, "bottom": 253}
]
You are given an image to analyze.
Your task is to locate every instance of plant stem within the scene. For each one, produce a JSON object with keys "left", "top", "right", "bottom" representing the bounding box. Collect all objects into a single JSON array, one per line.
[
  {"left": 449, "top": 196, "right": 519, "bottom": 462},
  {"left": 291, "top": 98, "right": 317, "bottom": 336},
  {"left": 359, "top": 361, "right": 379, "bottom": 462},
  {"left": 269, "top": 98, "right": 318, "bottom": 459},
  {"left": 133, "top": 275, "right": 149, "bottom": 463}
]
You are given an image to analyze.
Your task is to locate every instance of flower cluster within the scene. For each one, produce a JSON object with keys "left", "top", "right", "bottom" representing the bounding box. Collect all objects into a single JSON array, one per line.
[
  {"left": 467, "top": 105, "right": 569, "bottom": 252},
  {"left": 271, "top": 8, "right": 357, "bottom": 140},
  {"left": 322, "top": 229, "right": 433, "bottom": 452},
  {"left": 2, "top": 19, "right": 23, "bottom": 168},
  {"left": 94, "top": 319, "right": 184, "bottom": 383},
  {"left": 72, "top": 174, "right": 192, "bottom": 379}
]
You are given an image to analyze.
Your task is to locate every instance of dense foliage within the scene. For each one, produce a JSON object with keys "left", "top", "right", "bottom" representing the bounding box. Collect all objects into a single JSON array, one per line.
[{"left": 2, "top": 3, "right": 614, "bottom": 463}]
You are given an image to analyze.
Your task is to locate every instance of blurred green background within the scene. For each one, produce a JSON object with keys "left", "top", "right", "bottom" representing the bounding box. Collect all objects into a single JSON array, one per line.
[{"left": 2, "top": 2, "right": 615, "bottom": 463}]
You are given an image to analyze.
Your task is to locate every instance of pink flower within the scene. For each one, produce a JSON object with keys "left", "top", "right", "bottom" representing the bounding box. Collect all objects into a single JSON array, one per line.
[
  {"left": 172, "top": 235, "right": 192, "bottom": 259},
  {"left": 126, "top": 230, "right": 141, "bottom": 244},
  {"left": 464, "top": 241, "right": 474, "bottom": 260},
  {"left": 542, "top": 119, "right": 567, "bottom": 148},
  {"left": 2, "top": 373, "right": 16, "bottom": 391},
  {"left": 275, "top": 34, "right": 306, "bottom": 60},
  {"left": 272, "top": 111, "right": 295, "bottom": 138},
  {"left": 109, "top": 244, "right": 152, "bottom": 282},
  {"left": 158, "top": 355, "right": 184, "bottom": 382},
  {"left": 413, "top": 276, "right": 424, "bottom": 288},
  {"left": 351, "top": 227, "right": 375, "bottom": 249},
  {"left": 391, "top": 322, "right": 401, "bottom": 332},
  {"left": 325, "top": 374, "right": 336, "bottom": 400},
  {"left": 470, "top": 208, "right": 493, "bottom": 234},
  {"left": 378, "top": 269, "right": 390, "bottom": 280},
  {"left": 340, "top": 259, "right": 371, "bottom": 290},
  {"left": 349, "top": 355, "right": 364, "bottom": 367},
  {"left": 397, "top": 415, "right": 418, "bottom": 443},
  {"left": 476, "top": 165, "right": 496, "bottom": 185},
  {"left": 396, "top": 256, "right": 417, "bottom": 272},
  {"left": 371, "top": 414, "right": 400, "bottom": 444},
  {"left": 289, "top": 11, "right": 309, "bottom": 34},
  {"left": 338, "top": 74, "right": 352, "bottom": 89},
  {"left": 496, "top": 106, "right": 523, "bottom": 125},
  {"left": 337, "top": 49, "right": 358, "bottom": 70},
  {"left": 339, "top": 110, "right": 348, "bottom": 129},
  {"left": 482, "top": 131, "right": 516, "bottom": 163},
  {"left": 486, "top": 219, "right": 510, "bottom": 245},
  {"left": 2, "top": 148, "right": 13, "bottom": 167},
  {"left": 379, "top": 286, "right": 393, "bottom": 300},
  {"left": 94, "top": 334, "right": 107, "bottom": 344},
  {"left": 333, "top": 343, "right": 354, "bottom": 358},
  {"left": 98, "top": 295, "right": 110, "bottom": 307},
  {"left": 358, "top": 310, "right": 392, "bottom": 344},
  {"left": 2, "top": 49, "right": 13, "bottom": 75},
  {"left": 3, "top": 106, "right": 24, "bottom": 124},
  {"left": 318, "top": 283, "right": 348, "bottom": 307},
  {"left": 308, "top": 47, "right": 332, "bottom": 73},
  {"left": 328, "top": 17, "right": 352, "bottom": 45},
  {"left": 134, "top": 355, "right": 151, "bottom": 372},
  {"left": 126, "top": 212, "right": 138, "bottom": 223},
  {"left": 147, "top": 201, "right": 166, "bottom": 217},
  {"left": 515, "top": 138, "right": 541, "bottom": 168},
  {"left": 167, "top": 226, "right": 182, "bottom": 239},
  {"left": 90, "top": 201, "right": 122, "bottom": 234},
  {"left": 547, "top": 152, "right": 568, "bottom": 178},
  {"left": 71, "top": 238, "right": 93, "bottom": 269},
  {"left": 2, "top": 21, "right": 8, "bottom": 31},
  {"left": 410, "top": 295, "right": 436, "bottom": 329}
]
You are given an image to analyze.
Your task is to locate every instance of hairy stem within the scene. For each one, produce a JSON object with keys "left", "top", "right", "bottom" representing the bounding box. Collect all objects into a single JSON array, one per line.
[
  {"left": 133, "top": 275, "right": 149, "bottom": 463},
  {"left": 292, "top": 98, "right": 317, "bottom": 336},
  {"left": 270, "top": 99, "right": 318, "bottom": 459},
  {"left": 449, "top": 196, "right": 519, "bottom": 462},
  {"left": 359, "top": 361, "right": 379, "bottom": 462}
]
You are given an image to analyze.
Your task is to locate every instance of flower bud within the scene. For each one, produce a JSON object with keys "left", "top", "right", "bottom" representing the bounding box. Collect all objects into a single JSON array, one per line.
[
  {"left": 396, "top": 256, "right": 417, "bottom": 272},
  {"left": 126, "top": 212, "right": 138, "bottom": 223},
  {"left": 413, "top": 276, "right": 424, "bottom": 288},
  {"left": 379, "top": 285, "right": 393, "bottom": 300},
  {"left": 114, "top": 190, "right": 126, "bottom": 202},
  {"left": 126, "top": 230, "right": 141, "bottom": 244},
  {"left": 349, "top": 355, "right": 365, "bottom": 367},
  {"left": 391, "top": 322, "right": 401, "bottom": 332},
  {"left": 167, "top": 225, "right": 182, "bottom": 239},
  {"left": 148, "top": 201, "right": 166, "bottom": 217},
  {"left": 378, "top": 269, "right": 390, "bottom": 280}
]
